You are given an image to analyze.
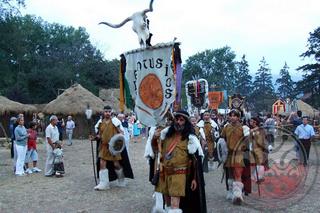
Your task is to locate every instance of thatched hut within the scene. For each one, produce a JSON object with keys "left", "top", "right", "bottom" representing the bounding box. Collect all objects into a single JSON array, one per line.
[
  {"left": 43, "top": 84, "right": 110, "bottom": 138},
  {"left": 99, "top": 88, "right": 129, "bottom": 113},
  {"left": 0, "top": 96, "right": 37, "bottom": 137},
  {"left": 296, "top": 100, "right": 320, "bottom": 118}
]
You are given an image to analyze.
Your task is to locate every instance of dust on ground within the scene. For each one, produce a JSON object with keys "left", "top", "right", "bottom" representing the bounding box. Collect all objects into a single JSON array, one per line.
[{"left": 0, "top": 136, "right": 319, "bottom": 213}]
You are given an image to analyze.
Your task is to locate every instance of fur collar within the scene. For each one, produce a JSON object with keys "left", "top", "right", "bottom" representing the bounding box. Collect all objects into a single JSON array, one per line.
[
  {"left": 160, "top": 127, "right": 203, "bottom": 157},
  {"left": 196, "top": 119, "right": 218, "bottom": 128}
]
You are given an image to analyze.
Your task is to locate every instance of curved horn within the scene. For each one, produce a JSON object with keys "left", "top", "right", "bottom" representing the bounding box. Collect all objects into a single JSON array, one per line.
[
  {"left": 142, "top": 0, "right": 154, "bottom": 14},
  {"left": 99, "top": 17, "right": 132, "bottom": 28}
]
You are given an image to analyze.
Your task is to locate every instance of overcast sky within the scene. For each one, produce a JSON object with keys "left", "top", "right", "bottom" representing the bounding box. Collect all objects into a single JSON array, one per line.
[{"left": 22, "top": 0, "right": 320, "bottom": 81}]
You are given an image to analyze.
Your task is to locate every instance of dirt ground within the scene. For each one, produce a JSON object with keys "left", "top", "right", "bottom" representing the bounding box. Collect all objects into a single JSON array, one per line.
[{"left": 0, "top": 135, "right": 320, "bottom": 213}]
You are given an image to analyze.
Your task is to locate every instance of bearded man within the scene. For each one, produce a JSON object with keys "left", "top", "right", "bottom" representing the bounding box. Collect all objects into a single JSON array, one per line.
[{"left": 155, "top": 110, "right": 207, "bottom": 213}]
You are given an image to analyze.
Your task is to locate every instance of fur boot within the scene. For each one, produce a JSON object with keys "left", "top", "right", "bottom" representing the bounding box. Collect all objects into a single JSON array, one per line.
[
  {"left": 226, "top": 179, "right": 234, "bottom": 200},
  {"left": 151, "top": 192, "right": 165, "bottom": 213},
  {"left": 94, "top": 169, "right": 110, "bottom": 190},
  {"left": 232, "top": 181, "right": 244, "bottom": 205},
  {"left": 115, "top": 168, "right": 127, "bottom": 187}
]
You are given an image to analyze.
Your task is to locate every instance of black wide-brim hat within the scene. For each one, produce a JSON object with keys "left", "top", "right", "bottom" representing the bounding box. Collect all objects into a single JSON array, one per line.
[{"left": 173, "top": 110, "right": 190, "bottom": 120}]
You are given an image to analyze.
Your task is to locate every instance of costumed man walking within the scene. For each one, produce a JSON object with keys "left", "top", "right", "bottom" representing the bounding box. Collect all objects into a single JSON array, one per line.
[
  {"left": 221, "top": 110, "right": 250, "bottom": 205},
  {"left": 90, "top": 105, "right": 133, "bottom": 190},
  {"left": 155, "top": 110, "right": 207, "bottom": 213},
  {"left": 144, "top": 112, "right": 174, "bottom": 213},
  {"left": 249, "top": 117, "right": 268, "bottom": 182},
  {"left": 145, "top": 125, "right": 165, "bottom": 213},
  {"left": 197, "top": 110, "right": 220, "bottom": 171}
]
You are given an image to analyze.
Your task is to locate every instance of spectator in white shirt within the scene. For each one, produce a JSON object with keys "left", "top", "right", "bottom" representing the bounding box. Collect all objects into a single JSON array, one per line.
[
  {"left": 294, "top": 116, "right": 315, "bottom": 164},
  {"left": 45, "top": 115, "right": 60, "bottom": 176},
  {"left": 66, "top": 115, "right": 75, "bottom": 146}
]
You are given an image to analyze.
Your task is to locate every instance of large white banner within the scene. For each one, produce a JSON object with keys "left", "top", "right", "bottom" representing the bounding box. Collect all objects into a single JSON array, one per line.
[{"left": 125, "top": 43, "right": 175, "bottom": 127}]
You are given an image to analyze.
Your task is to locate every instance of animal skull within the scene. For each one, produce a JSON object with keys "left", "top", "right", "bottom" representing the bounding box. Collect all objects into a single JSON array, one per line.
[{"left": 99, "top": 0, "right": 154, "bottom": 48}]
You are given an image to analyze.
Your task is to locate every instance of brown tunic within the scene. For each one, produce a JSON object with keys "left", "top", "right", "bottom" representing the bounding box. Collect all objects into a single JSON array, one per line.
[
  {"left": 98, "top": 119, "right": 122, "bottom": 161},
  {"left": 156, "top": 133, "right": 190, "bottom": 197},
  {"left": 194, "top": 126, "right": 200, "bottom": 138},
  {"left": 250, "top": 128, "right": 267, "bottom": 165},
  {"left": 204, "top": 122, "right": 215, "bottom": 159},
  {"left": 221, "top": 123, "right": 246, "bottom": 167}
]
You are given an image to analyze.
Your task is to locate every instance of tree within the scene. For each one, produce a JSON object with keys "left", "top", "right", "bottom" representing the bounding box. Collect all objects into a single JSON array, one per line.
[
  {"left": 0, "top": 15, "right": 119, "bottom": 103},
  {"left": 182, "top": 46, "right": 238, "bottom": 108},
  {"left": 276, "top": 62, "right": 295, "bottom": 99},
  {"left": 252, "top": 57, "right": 276, "bottom": 112},
  {"left": 183, "top": 46, "right": 238, "bottom": 93},
  {"left": 0, "top": 0, "right": 25, "bottom": 19},
  {"left": 235, "top": 54, "right": 252, "bottom": 96},
  {"left": 296, "top": 26, "right": 320, "bottom": 108}
]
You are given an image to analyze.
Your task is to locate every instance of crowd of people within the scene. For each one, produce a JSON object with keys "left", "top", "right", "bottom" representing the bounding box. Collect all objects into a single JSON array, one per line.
[
  {"left": 9, "top": 114, "right": 76, "bottom": 177},
  {"left": 7, "top": 106, "right": 318, "bottom": 213},
  {"left": 143, "top": 108, "right": 317, "bottom": 212}
]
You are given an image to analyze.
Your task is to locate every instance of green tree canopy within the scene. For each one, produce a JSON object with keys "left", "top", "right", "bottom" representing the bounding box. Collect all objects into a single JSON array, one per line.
[
  {"left": 235, "top": 54, "right": 252, "bottom": 97},
  {"left": 0, "top": 0, "right": 25, "bottom": 19},
  {"left": 183, "top": 46, "right": 238, "bottom": 94},
  {"left": 297, "top": 26, "right": 320, "bottom": 108},
  {"left": 251, "top": 57, "right": 276, "bottom": 112},
  {"left": 276, "top": 62, "right": 295, "bottom": 99},
  {"left": 0, "top": 15, "right": 119, "bottom": 103}
]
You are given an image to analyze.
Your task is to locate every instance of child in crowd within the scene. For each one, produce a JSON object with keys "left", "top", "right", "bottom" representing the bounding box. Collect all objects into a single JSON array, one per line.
[
  {"left": 25, "top": 121, "right": 42, "bottom": 174},
  {"left": 53, "top": 141, "right": 65, "bottom": 177}
]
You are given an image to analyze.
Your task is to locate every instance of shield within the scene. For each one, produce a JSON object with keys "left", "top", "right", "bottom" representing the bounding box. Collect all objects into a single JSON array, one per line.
[{"left": 109, "top": 134, "right": 126, "bottom": 156}]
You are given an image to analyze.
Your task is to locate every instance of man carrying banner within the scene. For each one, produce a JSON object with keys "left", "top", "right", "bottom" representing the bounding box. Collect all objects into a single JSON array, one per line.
[
  {"left": 197, "top": 110, "right": 220, "bottom": 171},
  {"left": 155, "top": 110, "right": 207, "bottom": 213},
  {"left": 90, "top": 105, "right": 133, "bottom": 190}
]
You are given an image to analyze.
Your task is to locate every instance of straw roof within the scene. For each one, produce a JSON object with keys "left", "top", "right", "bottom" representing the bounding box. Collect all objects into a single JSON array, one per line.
[
  {"left": 296, "top": 99, "right": 320, "bottom": 118},
  {"left": 99, "top": 88, "right": 120, "bottom": 101},
  {"left": 43, "top": 84, "right": 106, "bottom": 115},
  {"left": 99, "top": 88, "right": 129, "bottom": 112},
  {"left": 0, "top": 96, "right": 37, "bottom": 114}
]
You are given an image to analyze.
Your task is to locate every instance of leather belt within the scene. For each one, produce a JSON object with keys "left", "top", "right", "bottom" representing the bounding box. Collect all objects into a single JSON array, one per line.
[{"left": 163, "top": 166, "right": 189, "bottom": 176}]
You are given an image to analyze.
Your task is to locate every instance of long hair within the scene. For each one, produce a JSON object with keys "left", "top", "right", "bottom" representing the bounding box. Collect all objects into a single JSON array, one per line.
[{"left": 165, "top": 118, "right": 195, "bottom": 141}]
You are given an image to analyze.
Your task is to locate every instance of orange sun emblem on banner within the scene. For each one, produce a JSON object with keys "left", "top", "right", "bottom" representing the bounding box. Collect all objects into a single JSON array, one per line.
[{"left": 139, "top": 74, "right": 163, "bottom": 109}]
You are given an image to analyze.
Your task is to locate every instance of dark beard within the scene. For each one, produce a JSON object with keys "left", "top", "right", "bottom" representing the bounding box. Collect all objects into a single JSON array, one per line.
[{"left": 174, "top": 123, "right": 184, "bottom": 132}]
